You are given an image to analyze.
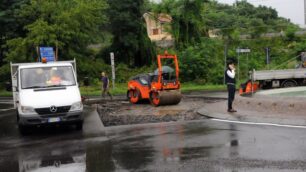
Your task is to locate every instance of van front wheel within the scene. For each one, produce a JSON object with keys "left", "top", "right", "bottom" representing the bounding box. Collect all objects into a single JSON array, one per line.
[
  {"left": 75, "top": 122, "right": 83, "bottom": 130},
  {"left": 18, "top": 124, "right": 30, "bottom": 135}
]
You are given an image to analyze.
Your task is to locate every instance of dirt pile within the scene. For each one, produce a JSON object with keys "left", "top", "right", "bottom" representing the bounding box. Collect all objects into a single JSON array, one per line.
[{"left": 97, "top": 97, "right": 220, "bottom": 126}]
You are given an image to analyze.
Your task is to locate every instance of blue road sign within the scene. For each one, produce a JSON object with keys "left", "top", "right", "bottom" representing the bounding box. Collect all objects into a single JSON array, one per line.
[{"left": 40, "top": 47, "right": 55, "bottom": 62}]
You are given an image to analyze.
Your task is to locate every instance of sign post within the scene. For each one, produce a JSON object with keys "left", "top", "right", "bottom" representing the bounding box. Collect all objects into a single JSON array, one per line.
[
  {"left": 236, "top": 48, "right": 251, "bottom": 82},
  {"left": 224, "top": 43, "right": 228, "bottom": 84},
  {"left": 39, "top": 47, "right": 55, "bottom": 62},
  {"left": 265, "top": 47, "right": 270, "bottom": 69},
  {"left": 110, "top": 52, "right": 115, "bottom": 89}
]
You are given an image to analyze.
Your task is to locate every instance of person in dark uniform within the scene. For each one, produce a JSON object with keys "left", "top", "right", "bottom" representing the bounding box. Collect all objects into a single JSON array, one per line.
[
  {"left": 225, "top": 59, "right": 237, "bottom": 112},
  {"left": 101, "top": 72, "right": 113, "bottom": 100}
]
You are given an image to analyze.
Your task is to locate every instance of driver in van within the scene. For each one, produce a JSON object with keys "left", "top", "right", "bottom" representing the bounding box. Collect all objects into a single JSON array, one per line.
[{"left": 47, "top": 69, "right": 62, "bottom": 85}]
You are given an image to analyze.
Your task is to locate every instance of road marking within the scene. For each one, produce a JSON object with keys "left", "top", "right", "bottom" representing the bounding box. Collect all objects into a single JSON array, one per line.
[
  {"left": 0, "top": 108, "right": 14, "bottom": 112},
  {"left": 211, "top": 118, "right": 306, "bottom": 129}
]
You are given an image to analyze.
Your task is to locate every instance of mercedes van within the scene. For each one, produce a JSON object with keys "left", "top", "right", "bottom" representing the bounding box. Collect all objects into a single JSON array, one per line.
[{"left": 10, "top": 59, "right": 83, "bottom": 134}]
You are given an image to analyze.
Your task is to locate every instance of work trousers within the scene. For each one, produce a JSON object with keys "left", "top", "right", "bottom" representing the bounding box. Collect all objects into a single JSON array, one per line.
[
  {"left": 102, "top": 87, "right": 113, "bottom": 99},
  {"left": 227, "top": 84, "right": 236, "bottom": 110}
]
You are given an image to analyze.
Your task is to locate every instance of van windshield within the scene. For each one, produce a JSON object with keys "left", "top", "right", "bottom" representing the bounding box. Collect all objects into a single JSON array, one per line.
[{"left": 21, "top": 66, "right": 76, "bottom": 89}]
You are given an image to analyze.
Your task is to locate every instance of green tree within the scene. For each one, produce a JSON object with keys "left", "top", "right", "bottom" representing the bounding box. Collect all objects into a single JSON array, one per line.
[
  {"left": 255, "top": 5, "right": 278, "bottom": 23},
  {"left": 0, "top": 0, "right": 108, "bottom": 83},
  {"left": 178, "top": 38, "right": 224, "bottom": 84},
  {"left": 153, "top": 0, "right": 209, "bottom": 48},
  {"left": 4, "top": 0, "right": 108, "bottom": 63},
  {"left": 105, "top": 0, "right": 155, "bottom": 67},
  {"left": 0, "top": 0, "right": 27, "bottom": 66}
]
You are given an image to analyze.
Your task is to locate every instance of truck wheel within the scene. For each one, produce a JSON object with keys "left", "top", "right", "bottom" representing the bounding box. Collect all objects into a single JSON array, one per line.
[{"left": 282, "top": 80, "right": 297, "bottom": 88}]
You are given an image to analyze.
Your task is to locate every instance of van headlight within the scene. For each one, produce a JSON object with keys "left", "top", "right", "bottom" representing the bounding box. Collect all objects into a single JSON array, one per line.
[
  {"left": 21, "top": 106, "right": 35, "bottom": 113},
  {"left": 70, "top": 102, "right": 83, "bottom": 111}
]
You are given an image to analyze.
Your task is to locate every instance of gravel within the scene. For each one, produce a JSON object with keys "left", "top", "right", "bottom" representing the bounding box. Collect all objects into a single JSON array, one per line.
[{"left": 97, "top": 97, "right": 220, "bottom": 127}]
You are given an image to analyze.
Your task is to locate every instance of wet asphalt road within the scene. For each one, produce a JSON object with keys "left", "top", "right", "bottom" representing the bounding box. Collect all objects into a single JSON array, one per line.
[{"left": 1, "top": 101, "right": 306, "bottom": 171}]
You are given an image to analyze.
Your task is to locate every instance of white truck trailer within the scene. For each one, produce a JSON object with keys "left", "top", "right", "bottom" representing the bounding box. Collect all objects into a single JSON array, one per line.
[
  {"left": 250, "top": 68, "right": 306, "bottom": 89},
  {"left": 10, "top": 59, "right": 83, "bottom": 134}
]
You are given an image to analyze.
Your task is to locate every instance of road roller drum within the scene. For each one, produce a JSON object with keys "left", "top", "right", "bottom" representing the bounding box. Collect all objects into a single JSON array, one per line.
[
  {"left": 150, "top": 90, "right": 182, "bottom": 106},
  {"left": 127, "top": 52, "right": 182, "bottom": 106}
]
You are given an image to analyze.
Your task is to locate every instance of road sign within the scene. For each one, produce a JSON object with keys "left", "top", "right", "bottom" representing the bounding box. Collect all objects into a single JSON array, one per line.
[
  {"left": 236, "top": 48, "right": 251, "bottom": 53},
  {"left": 110, "top": 52, "right": 115, "bottom": 89},
  {"left": 236, "top": 48, "right": 251, "bottom": 82},
  {"left": 40, "top": 47, "right": 55, "bottom": 62}
]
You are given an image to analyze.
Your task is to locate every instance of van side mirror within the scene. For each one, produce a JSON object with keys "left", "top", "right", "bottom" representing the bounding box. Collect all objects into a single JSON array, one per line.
[{"left": 5, "top": 82, "right": 12, "bottom": 91}]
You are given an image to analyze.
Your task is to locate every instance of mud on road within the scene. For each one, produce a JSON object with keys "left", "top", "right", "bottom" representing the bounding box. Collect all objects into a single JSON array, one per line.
[{"left": 97, "top": 97, "right": 222, "bottom": 126}]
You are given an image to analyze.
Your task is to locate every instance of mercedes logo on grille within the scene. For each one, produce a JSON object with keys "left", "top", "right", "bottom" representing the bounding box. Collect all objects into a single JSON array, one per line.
[{"left": 50, "top": 106, "right": 57, "bottom": 113}]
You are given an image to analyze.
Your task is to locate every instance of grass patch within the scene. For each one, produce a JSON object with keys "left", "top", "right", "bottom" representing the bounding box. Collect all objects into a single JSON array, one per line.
[
  {"left": 0, "top": 89, "right": 12, "bottom": 97},
  {"left": 80, "top": 82, "right": 226, "bottom": 96},
  {"left": 80, "top": 83, "right": 127, "bottom": 96},
  {"left": 181, "top": 83, "right": 226, "bottom": 92}
]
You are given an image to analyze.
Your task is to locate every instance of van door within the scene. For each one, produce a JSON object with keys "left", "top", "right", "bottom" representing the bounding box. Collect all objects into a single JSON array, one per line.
[{"left": 10, "top": 63, "right": 19, "bottom": 108}]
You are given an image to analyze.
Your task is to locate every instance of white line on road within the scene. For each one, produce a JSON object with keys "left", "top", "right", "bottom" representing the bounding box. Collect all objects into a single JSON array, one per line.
[
  {"left": 0, "top": 108, "right": 14, "bottom": 112},
  {"left": 211, "top": 118, "right": 306, "bottom": 129}
]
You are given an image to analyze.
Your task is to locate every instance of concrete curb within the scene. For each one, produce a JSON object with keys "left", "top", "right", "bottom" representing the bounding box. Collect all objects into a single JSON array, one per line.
[
  {"left": 197, "top": 99, "right": 306, "bottom": 126},
  {"left": 83, "top": 97, "right": 127, "bottom": 105},
  {"left": 83, "top": 104, "right": 106, "bottom": 135},
  {"left": 234, "top": 96, "right": 306, "bottom": 116}
]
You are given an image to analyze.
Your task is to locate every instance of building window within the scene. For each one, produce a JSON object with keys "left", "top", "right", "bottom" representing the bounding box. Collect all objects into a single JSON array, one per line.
[{"left": 153, "top": 28, "right": 159, "bottom": 35}]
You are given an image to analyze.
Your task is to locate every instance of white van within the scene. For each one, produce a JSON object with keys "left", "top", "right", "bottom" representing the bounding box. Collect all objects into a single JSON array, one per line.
[{"left": 10, "top": 59, "right": 83, "bottom": 134}]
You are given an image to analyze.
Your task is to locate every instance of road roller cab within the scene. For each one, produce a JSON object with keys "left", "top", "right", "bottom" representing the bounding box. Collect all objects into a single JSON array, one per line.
[{"left": 127, "top": 52, "right": 182, "bottom": 106}]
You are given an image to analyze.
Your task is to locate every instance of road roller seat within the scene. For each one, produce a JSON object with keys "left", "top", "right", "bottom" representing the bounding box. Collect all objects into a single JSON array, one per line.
[
  {"left": 131, "top": 74, "right": 153, "bottom": 86},
  {"left": 153, "top": 66, "right": 176, "bottom": 82}
]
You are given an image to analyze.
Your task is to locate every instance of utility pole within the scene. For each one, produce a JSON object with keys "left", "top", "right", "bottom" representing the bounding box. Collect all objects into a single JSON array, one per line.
[
  {"left": 265, "top": 47, "right": 270, "bottom": 69},
  {"left": 223, "top": 41, "right": 228, "bottom": 85},
  {"left": 110, "top": 52, "right": 116, "bottom": 89}
]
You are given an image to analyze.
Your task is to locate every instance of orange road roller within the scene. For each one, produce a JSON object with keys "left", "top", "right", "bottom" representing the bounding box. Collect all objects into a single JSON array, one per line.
[{"left": 127, "top": 52, "right": 182, "bottom": 106}]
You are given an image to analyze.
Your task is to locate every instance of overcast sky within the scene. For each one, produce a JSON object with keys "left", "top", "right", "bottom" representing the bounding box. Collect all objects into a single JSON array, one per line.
[
  {"left": 217, "top": 0, "right": 304, "bottom": 27},
  {"left": 152, "top": 0, "right": 305, "bottom": 27}
]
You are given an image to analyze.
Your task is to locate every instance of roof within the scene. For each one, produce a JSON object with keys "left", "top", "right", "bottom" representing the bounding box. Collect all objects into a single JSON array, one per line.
[
  {"left": 12, "top": 61, "right": 74, "bottom": 69},
  {"left": 157, "top": 13, "right": 172, "bottom": 23},
  {"left": 144, "top": 12, "right": 172, "bottom": 23}
]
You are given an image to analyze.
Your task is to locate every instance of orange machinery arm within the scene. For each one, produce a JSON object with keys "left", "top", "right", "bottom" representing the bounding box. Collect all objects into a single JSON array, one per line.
[{"left": 156, "top": 53, "right": 180, "bottom": 84}]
